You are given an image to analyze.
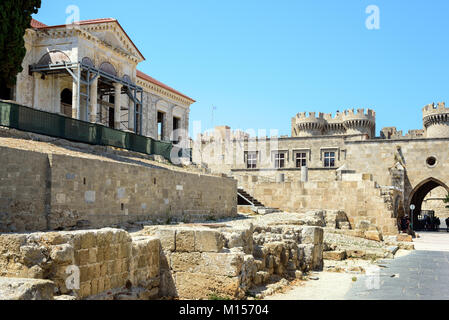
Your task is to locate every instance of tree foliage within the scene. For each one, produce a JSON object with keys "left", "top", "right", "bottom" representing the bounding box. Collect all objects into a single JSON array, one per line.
[{"left": 0, "top": 0, "right": 41, "bottom": 90}]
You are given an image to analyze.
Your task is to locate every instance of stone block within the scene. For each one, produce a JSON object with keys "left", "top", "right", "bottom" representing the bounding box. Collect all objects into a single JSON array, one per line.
[
  {"left": 88, "top": 248, "right": 98, "bottom": 264},
  {"left": 0, "top": 278, "right": 55, "bottom": 300},
  {"left": 170, "top": 252, "right": 244, "bottom": 277},
  {"left": 50, "top": 244, "right": 74, "bottom": 264},
  {"left": 174, "top": 272, "right": 243, "bottom": 300},
  {"left": 79, "top": 281, "right": 92, "bottom": 299},
  {"left": 346, "top": 249, "right": 366, "bottom": 259},
  {"left": 78, "top": 249, "right": 90, "bottom": 266},
  {"left": 175, "top": 229, "right": 195, "bottom": 252},
  {"left": 194, "top": 229, "right": 224, "bottom": 253},
  {"left": 80, "top": 232, "right": 97, "bottom": 249},
  {"left": 323, "top": 250, "right": 347, "bottom": 261},
  {"left": 301, "top": 227, "right": 324, "bottom": 245},
  {"left": 397, "top": 234, "right": 413, "bottom": 242},
  {"left": 364, "top": 230, "right": 383, "bottom": 242},
  {"left": 147, "top": 228, "right": 176, "bottom": 252}
]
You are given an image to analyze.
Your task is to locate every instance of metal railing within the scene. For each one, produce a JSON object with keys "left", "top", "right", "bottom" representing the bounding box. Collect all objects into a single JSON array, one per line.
[{"left": 0, "top": 101, "right": 192, "bottom": 162}]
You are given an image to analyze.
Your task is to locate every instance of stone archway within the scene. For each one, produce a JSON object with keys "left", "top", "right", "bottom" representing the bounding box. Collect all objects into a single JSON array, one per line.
[{"left": 408, "top": 178, "right": 449, "bottom": 229}]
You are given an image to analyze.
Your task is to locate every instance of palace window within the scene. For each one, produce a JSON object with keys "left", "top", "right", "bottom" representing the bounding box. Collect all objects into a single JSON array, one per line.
[
  {"left": 245, "top": 152, "right": 258, "bottom": 169},
  {"left": 274, "top": 152, "right": 286, "bottom": 169},
  {"left": 324, "top": 151, "right": 336, "bottom": 168},
  {"left": 295, "top": 152, "right": 307, "bottom": 168}
]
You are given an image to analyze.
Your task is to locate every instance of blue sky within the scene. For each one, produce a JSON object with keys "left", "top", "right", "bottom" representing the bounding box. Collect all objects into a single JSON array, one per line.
[{"left": 34, "top": 0, "right": 449, "bottom": 137}]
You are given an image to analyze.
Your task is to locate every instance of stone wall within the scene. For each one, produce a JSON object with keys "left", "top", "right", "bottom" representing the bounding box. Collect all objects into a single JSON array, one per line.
[
  {"left": 193, "top": 131, "right": 357, "bottom": 176},
  {"left": 0, "top": 148, "right": 49, "bottom": 232},
  {"left": 345, "top": 138, "right": 449, "bottom": 208},
  {"left": 240, "top": 178, "right": 398, "bottom": 235},
  {"left": 0, "top": 228, "right": 160, "bottom": 300},
  {"left": 0, "top": 146, "right": 238, "bottom": 233},
  {"left": 140, "top": 220, "right": 324, "bottom": 300}
]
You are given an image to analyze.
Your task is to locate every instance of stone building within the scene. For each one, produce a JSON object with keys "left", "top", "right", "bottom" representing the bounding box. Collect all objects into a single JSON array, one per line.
[
  {"left": 193, "top": 103, "right": 449, "bottom": 234},
  {"left": 4, "top": 18, "right": 195, "bottom": 144}
]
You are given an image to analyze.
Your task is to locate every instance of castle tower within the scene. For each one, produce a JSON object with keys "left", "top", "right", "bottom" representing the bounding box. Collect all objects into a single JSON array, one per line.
[
  {"left": 323, "top": 112, "right": 346, "bottom": 135},
  {"left": 423, "top": 102, "right": 449, "bottom": 138},
  {"left": 292, "top": 112, "right": 326, "bottom": 137},
  {"left": 342, "top": 109, "right": 376, "bottom": 139}
]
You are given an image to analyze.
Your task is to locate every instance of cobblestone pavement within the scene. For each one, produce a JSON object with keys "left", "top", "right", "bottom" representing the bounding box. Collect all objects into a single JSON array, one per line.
[{"left": 345, "top": 232, "right": 449, "bottom": 300}]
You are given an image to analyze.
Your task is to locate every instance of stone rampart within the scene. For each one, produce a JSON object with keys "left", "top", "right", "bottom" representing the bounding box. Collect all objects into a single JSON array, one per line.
[{"left": 0, "top": 146, "right": 237, "bottom": 233}]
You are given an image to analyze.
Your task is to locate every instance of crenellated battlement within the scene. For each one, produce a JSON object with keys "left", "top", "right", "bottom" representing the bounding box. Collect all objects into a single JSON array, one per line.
[
  {"left": 423, "top": 102, "right": 449, "bottom": 117},
  {"left": 295, "top": 112, "right": 326, "bottom": 123},
  {"left": 343, "top": 108, "right": 376, "bottom": 121},
  {"left": 292, "top": 108, "right": 376, "bottom": 138}
]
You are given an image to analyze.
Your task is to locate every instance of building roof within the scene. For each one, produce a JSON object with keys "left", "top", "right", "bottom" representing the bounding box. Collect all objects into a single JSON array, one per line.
[
  {"left": 31, "top": 18, "right": 47, "bottom": 28},
  {"left": 29, "top": 18, "right": 145, "bottom": 61},
  {"left": 30, "top": 18, "right": 195, "bottom": 103},
  {"left": 137, "top": 70, "right": 195, "bottom": 103}
]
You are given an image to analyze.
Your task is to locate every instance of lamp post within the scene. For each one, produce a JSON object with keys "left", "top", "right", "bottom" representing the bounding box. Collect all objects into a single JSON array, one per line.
[{"left": 410, "top": 204, "right": 416, "bottom": 231}]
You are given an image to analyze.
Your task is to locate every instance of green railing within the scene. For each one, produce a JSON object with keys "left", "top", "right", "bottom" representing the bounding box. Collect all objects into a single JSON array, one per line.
[{"left": 0, "top": 101, "right": 191, "bottom": 162}]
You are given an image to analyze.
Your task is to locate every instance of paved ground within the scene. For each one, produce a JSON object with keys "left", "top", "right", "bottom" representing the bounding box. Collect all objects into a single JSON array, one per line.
[
  {"left": 267, "top": 232, "right": 449, "bottom": 300},
  {"left": 345, "top": 232, "right": 449, "bottom": 300},
  {"left": 266, "top": 272, "right": 356, "bottom": 300},
  {"left": 413, "top": 231, "right": 449, "bottom": 252}
]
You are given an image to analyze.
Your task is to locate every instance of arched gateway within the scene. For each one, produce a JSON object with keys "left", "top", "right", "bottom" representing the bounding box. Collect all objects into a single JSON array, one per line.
[{"left": 408, "top": 178, "right": 449, "bottom": 229}]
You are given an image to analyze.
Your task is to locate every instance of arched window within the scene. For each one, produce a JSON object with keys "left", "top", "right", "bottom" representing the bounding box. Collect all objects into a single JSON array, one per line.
[
  {"left": 99, "top": 62, "right": 117, "bottom": 76},
  {"left": 37, "top": 50, "right": 71, "bottom": 66},
  {"left": 81, "top": 57, "right": 95, "bottom": 68}
]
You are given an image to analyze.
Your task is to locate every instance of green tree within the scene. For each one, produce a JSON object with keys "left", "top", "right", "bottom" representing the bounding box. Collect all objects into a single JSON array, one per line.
[{"left": 0, "top": 0, "right": 41, "bottom": 97}]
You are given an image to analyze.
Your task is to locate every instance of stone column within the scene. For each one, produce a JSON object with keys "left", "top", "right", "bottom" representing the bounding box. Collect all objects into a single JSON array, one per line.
[
  {"left": 150, "top": 98, "right": 158, "bottom": 139},
  {"left": 184, "top": 109, "right": 190, "bottom": 145},
  {"left": 33, "top": 73, "right": 40, "bottom": 110},
  {"left": 114, "top": 83, "right": 122, "bottom": 130},
  {"left": 89, "top": 77, "right": 98, "bottom": 123},
  {"left": 128, "top": 97, "right": 134, "bottom": 132},
  {"left": 72, "top": 79, "right": 78, "bottom": 119},
  {"left": 164, "top": 104, "right": 174, "bottom": 142}
]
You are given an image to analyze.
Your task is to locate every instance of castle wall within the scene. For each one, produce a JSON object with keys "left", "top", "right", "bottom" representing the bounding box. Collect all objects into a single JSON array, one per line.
[
  {"left": 194, "top": 134, "right": 357, "bottom": 179},
  {"left": 240, "top": 179, "right": 399, "bottom": 235},
  {"left": 0, "top": 147, "right": 49, "bottom": 232},
  {"left": 0, "top": 229, "right": 161, "bottom": 299},
  {"left": 345, "top": 138, "right": 449, "bottom": 207},
  {"left": 0, "top": 146, "right": 237, "bottom": 233},
  {"left": 426, "top": 124, "right": 449, "bottom": 139}
]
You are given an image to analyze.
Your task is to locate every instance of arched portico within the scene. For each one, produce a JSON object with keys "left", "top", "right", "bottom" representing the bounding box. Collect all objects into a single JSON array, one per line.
[{"left": 408, "top": 178, "right": 449, "bottom": 229}]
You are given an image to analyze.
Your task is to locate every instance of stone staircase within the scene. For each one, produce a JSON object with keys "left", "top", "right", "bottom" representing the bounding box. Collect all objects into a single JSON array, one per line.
[{"left": 238, "top": 188, "right": 279, "bottom": 214}]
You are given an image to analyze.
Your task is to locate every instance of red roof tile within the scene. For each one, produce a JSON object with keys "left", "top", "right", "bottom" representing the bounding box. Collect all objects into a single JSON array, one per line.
[
  {"left": 30, "top": 18, "right": 47, "bottom": 28},
  {"left": 137, "top": 70, "right": 195, "bottom": 103}
]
